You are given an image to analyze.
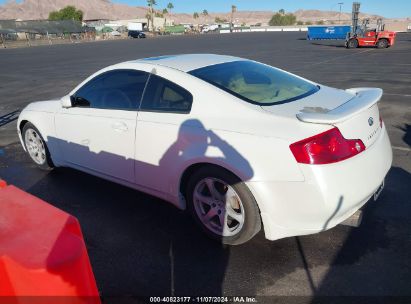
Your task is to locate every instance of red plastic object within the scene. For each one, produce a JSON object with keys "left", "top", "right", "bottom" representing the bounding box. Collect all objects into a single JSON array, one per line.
[
  {"left": 0, "top": 184, "right": 100, "bottom": 304},
  {"left": 0, "top": 179, "right": 6, "bottom": 189}
]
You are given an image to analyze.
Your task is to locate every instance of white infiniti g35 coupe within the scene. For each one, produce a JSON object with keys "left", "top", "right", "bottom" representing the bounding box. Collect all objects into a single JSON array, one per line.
[{"left": 17, "top": 54, "right": 392, "bottom": 245}]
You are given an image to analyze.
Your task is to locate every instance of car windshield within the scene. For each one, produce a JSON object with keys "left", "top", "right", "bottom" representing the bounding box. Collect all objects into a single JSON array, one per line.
[{"left": 189, "top": 60, "right": 319, "bottom": 105}]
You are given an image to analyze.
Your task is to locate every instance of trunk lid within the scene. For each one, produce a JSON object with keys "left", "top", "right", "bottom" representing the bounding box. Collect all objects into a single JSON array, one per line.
[{"left": 262, "top": 86, "right": 383, "bottom": 148}]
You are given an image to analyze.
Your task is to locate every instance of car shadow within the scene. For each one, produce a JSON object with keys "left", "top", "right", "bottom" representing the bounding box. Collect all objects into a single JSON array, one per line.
[
  {"left": 397, "top": 123, "right": 411, "bottom": 147},
  {"left": 310, "top": 42, "right": 347, "bottom": 48}
]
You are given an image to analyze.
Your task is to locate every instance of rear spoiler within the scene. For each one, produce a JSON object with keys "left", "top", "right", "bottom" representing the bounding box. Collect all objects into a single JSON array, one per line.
[{"left": 296, "top": 88, "right": 383, "bottom": 124}]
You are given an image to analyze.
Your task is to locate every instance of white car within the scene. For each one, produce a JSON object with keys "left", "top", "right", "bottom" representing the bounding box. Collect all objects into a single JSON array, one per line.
[{"left": 17, "top": 54, "right": 392, "bottom": 245}]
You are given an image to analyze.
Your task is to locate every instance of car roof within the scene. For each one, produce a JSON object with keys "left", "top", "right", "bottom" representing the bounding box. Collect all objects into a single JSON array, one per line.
[{"left": 132, "top": 54, "right": 244, "bottom": 72}]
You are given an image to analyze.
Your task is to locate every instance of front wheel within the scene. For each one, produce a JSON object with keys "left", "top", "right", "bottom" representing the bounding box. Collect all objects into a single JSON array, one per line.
[
  {"left": 186, "top": 166, "right": 261, "bottom": 245},
  {"left": 22, "top": 122, "right": 54, "bottom": 170},
  {"left": 377, "top": 39, "right": 388, "bottom": 49},
  {"left": 347, "top": 38, "right": 358, "bottom": 49}
]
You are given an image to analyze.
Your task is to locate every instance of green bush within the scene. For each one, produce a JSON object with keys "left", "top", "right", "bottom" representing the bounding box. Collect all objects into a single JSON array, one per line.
[
  {"left": 49, "top": 6, "right": 83, "bottom": 21},
  {"left": 269, "top": 13, "right": 297, "bottom": 26}
]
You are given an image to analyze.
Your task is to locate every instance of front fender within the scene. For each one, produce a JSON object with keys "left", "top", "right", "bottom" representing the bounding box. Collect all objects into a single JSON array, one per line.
[{"left": 17, "top": 109, "right": 60, "bottom": 163}]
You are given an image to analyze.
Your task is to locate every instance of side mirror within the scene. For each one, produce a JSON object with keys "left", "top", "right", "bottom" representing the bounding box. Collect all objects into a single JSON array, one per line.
[
  {"left": 72, "top": 96, "right": 91, "bottom": 107},
  {"left": 61, "top": 95, "right": 73, "bottom": 108},
  {"left": 61, "top": 95, "right": 91, "bottom": 108}
]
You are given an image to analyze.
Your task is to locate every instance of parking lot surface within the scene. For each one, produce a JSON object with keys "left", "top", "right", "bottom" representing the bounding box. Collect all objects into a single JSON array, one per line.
[{"left": 0, "top": 32, "right": 410, "bottom": 302}]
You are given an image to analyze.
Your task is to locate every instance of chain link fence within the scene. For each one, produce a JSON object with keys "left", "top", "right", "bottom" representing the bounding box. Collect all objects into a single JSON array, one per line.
[{"left": 0, "top": 20, "right": 95, "bottom": 48}]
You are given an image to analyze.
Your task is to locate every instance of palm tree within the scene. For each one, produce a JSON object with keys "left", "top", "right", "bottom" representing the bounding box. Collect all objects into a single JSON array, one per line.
[
  {"left": 167, "top": 2, "right": 174, "bottom": 15},
  {"left": 230, "top": 5, "right": 237, "bottom": 32},
  {"left": 202, "top": 9, "right": 208, "bottom": 16},
  {"left": 163, "top": 8, "right": 168, "bottom": 27},
  {"left": 147, "top": 0, "right": 157, "bottom": 32},
  {"left": 145, "top": 12, "right": 151, "bottom": 30},
  {"left": 193, "top": 12, "right": 199, "bottom": 19}
]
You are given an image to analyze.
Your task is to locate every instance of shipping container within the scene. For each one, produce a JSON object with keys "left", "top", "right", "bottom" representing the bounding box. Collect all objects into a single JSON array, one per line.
[
  {"left": 128, "top": 22, "right": 143, "bottom": 31},
  {"left": 307, "top": 26, "right": 351, "bottom": 40}
]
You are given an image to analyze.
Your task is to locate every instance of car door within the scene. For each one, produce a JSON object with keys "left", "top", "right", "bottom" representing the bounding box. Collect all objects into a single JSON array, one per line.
[
  {"left": 134, "top": 73, "right": 194, "bottom": 195},
  {"left": 55, "top": 69, "right": 149, "bottom": 182}
]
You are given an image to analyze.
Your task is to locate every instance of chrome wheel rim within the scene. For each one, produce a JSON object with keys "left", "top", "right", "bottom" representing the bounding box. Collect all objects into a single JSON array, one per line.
[
  {"left": 24, "top": 128, "right": 46, "bottom": 165},
  {"left": 193, "top": 177, "right": 245, "bottom": 237}
]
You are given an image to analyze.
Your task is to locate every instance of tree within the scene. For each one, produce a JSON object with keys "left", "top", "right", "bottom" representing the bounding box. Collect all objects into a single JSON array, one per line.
[
  {"left": 167, "top": 2, "right": 174, "bottom": 14},
  {"left": 193, "top": 12, "right": 199, "bottom": 19},
  {"left": 147, "top": 0, "right": 157, "bottom": 31},
  {"left": 279, "top": 8, "right": 285, "bottom": 15},
  {"left": 48, "top": 5, "right": 83, "bottom": 21},
  {"left": 268, "top": 12, "right": 297, "bottom": 26},
  {"left": 162, "top": 8, "right": 168, "bottom": 27},
  {"left": 202, "top": 9, "right": 208, "bottom": 16},
  {"left": 296, "top": 20, "right": 304, "bottom": 25},
  {"left": 316, "top": 20, "right": 324, "bottom": 25},
  {"left": 145, "top": 12, "right": 151, "bottom": 30},
  {"left": 230, "top": 5, "right": 237, "bottom": 31},
  {"left": 305, "top": 21, "right": 313, "bottom": 25}
]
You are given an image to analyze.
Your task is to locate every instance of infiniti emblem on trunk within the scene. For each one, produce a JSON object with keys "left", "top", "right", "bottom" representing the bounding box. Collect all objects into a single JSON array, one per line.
[{"left": 368, "top": 117, "right": 374, "bottom": 126}]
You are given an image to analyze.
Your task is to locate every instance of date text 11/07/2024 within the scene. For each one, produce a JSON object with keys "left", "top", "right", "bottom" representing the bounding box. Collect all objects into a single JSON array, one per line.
[{"left": 149, "top": 296, "right": 258, "bottom": 303}]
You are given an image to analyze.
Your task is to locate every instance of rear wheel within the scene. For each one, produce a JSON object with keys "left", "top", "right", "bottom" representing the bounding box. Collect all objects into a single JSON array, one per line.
[
  {"left": 22, "top": 123, "right": 54, "bottom": 170},
  {"left": 186, "top": 166, "right": 261, "bottom": 245},
  {"left": 377, "top": 39, "right": 388, "bottom": 49},
  {"left": 347, "top": 38, "right": 358, "bottom": 49}
]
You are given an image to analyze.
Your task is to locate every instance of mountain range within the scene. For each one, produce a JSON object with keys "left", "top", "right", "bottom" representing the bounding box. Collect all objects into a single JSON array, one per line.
[{"left": 0, "top": 0, "right": 400, "bottom": 24}]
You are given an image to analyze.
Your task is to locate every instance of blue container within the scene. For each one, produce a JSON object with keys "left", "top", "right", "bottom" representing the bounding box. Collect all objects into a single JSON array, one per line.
[{"left": 307, "top": 26, "right": 351, "bottom": 40}]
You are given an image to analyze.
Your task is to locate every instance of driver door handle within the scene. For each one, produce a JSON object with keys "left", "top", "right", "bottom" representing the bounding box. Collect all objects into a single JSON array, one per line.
[{"left": 111, "top": 121, "right": 128, "bottom": 132}]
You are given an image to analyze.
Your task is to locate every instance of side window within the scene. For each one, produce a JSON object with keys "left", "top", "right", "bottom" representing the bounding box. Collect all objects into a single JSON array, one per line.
[
  {"left": 140, "top": 74, "right": 193, "bottom": 113},
  {"left": 74, "top": 70, "right": 149, "bottom": 110}
]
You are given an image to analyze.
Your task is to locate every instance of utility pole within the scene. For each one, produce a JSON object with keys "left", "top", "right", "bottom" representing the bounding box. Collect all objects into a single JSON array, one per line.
[{"left": 338, "top": 2, "right": 344, "bottom": 24}]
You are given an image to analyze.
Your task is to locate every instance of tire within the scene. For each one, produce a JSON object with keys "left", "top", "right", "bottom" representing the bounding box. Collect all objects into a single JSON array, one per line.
[
  {"left": 22, "top": 122, "right": 54, "bottom": 170},
  {"left": 186, "top": 166, "right": 261, "bottom": 245},
  {"left": 347, "top": 38, "right": 358, "bottom": 49},
  {"left": 377, "top": 39, "right": 388, "bottom": 49}
]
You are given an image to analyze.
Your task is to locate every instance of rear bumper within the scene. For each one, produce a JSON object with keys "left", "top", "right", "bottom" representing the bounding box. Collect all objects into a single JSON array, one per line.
[{"left": 248, "top": 124, "right": 392, "bottom": 241}]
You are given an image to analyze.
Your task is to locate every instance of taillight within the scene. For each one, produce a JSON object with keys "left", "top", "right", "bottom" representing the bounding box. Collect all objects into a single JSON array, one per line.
[{"left": 290, "top": 127, "right": 365, "bottom": 165}]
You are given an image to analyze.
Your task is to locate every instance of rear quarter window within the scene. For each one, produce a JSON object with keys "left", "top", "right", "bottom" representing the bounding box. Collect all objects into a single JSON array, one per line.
[{"left": 140, "top": 74, "right": 193, "bottom": 113}]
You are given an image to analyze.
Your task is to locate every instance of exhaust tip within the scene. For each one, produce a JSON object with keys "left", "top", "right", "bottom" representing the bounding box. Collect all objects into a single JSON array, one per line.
[{"left": 340, "top": 210, "right": 363, "bottom": 227}]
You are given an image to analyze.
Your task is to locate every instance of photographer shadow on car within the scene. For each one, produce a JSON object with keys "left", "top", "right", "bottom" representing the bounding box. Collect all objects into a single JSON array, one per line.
[{"left": 34, "top": 118, "right": 255, "bottom": 296}]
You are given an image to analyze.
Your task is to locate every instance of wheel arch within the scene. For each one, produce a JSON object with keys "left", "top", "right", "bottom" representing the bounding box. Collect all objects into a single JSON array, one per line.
[
  {"left": 19, "top": 119, "right": 29, "bottom": 133},
  {"left": 378, "top": 37, "right": 389, "bottom": 45},
  {"left": 179, "top": 162, "right": 244, "bottom": 198},
  {"left": 180, "top": 161, "right": 265, "bottom": 244},
  {"left": 17, "top": 112, "right": 60, "bottom": 165}
]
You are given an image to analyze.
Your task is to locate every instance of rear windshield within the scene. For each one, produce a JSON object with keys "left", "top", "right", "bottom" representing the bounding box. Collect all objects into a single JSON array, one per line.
[{"left": 189, "top": 61, "right": 319, "bottom": 106}]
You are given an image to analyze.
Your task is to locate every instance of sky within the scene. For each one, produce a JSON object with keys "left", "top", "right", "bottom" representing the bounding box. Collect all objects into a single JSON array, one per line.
[{"left": 1, "top": 0, "right": 410, "bottom": 18}]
